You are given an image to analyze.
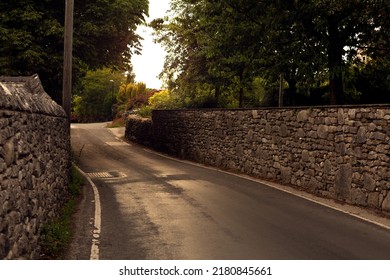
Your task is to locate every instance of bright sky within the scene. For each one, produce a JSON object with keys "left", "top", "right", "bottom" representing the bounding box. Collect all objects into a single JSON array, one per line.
[{"left": 131, "top": 0, "right": 171, "bottom": 89}]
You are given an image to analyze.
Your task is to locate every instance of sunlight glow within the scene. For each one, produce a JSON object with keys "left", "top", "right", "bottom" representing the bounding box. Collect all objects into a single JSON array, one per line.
[{"left": 131, "top": 0, "right": 170, "bottom": 89}]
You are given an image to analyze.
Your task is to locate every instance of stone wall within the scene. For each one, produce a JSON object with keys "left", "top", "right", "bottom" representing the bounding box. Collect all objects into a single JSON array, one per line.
[
  {"left": 0, "top": 75, "right": 70, "bottom": 259},
  {"left": 125, "top": 115, "right": 152, "bottom": 146},
  {"left": 126, "top": 106, "right": 390, "bottom": 213}
]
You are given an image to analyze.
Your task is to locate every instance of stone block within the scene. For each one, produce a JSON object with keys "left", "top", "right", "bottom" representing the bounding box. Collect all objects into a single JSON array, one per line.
[
  {"left": 279, "top": 124, "right": 288, "bottom": 137},
  {"left": 265, "top": 123, "right": 272, "bottom": 134},
  {"left": 297, "top": 110, "right": 309, "bottom": 122},
  {"left": 363, "top": 174, "right": 376, "bottom": 191},
  {"left": 373, "top": 132, "right": 386, "bottom": 141},
  {"left": 308, "top": 130, "right": 318, "bottom": 139},
  {"left": 375, "top": 109, "right": 384, "bottom": 119},
  {"left": 280, "top": 166, "right": 291, "bottom": 184},
  {"left": 368, "top": 123, "right": 377, "bottom": 132},
  {"left": 252, "top": 110, "right": 259, "bottom": 119},
  {"left": 323, "top": 159, "right": 332, "bottom": 175},
  {"left": 317, "top": 125, "right": 329, "bottom": 139},
  {"left": 338, "top": 108, "right": 345, "bottom": 125},
  {"left": 3, "top": 138, "right": 15, "bottom": 167},
  {"left": 297, "top": 128, "right": 305, "bottom": 139},
  {"left": 355, "top": 127, "right": 366, "bottom": 143},
  {"left": 246, "top": 130, "right": 254, "bottom": 141},
  {"left": 336, "top": 142, "right": 346, "bottom": 155},
  {"left": 325, "top": 117, "right": 337, "bottom": 125},
  {"left": 334, "top": 163, "right": 352, "bottom": 200},
  {"left": 348, "top": 109, "right": 357, "bottom": 119},
  {"left": 301, "top": 150, "right": 310, "bottom": 162},
  {"left": 368, "top": 192, "right": 379, "bottom": 208},
  {"left": 382, "top": 193, "right": 390, "bottom": 211},
  {"left": 351, "top": 188, "right": 367, "bottom": 206},
  {"left": 308, "top": 177, "right": 320, "bottom": 192}
]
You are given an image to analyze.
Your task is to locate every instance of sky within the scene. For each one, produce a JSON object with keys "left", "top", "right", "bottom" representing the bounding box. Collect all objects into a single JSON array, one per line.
[{"left": 131, "top": 0, "right": 171, "bottom": 89}]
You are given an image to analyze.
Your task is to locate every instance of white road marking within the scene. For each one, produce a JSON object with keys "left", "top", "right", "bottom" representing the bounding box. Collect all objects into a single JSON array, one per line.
[
  {"left": 140, "top": 146, "right": 390, "bottom": 231},
  {"left": 105, "top": 141, "right": 128, "bottom": 146},
  {"left": 74, "top": 165, "right": 102, "bottom": 260},
  {"left": 87, "top": 171, "right": 127, "bottom": 179},
  {"left": 87, "top": 172, "right": 112, "bottom": 178},
  {"left": 104, "top": 126, "right": 390, "bottom": 230}
]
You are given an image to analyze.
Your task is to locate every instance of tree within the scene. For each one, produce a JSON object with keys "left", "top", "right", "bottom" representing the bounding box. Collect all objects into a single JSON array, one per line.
[
  {"left": 152, "top": 0, "right": 263, "bottom": 107},
  {"left": 267, "top": 0, "right": 390, "bottom": 104},
  {"left": 152, "top": 0, "right": 390, "bottom": 107},
  {"left": 197, "top": 0, "right": 267, "bottom": 107},
  {"left": 0, "top": 1, "right": 65, "bottom": 103},
  {"left": 116, "top": 82, "right": 149, "bottom": 111},
  {"left": 150, "top": 1, "right": 209, "bottom": 104},
  {"left": 0, "top": 0, "right": 148, "bottom": 104},
  {"left": 73, "top": 68, "right": 125, "bottom": 122},
  {"left": 148, "top": 89, "right": 181, "bottom": 109}
]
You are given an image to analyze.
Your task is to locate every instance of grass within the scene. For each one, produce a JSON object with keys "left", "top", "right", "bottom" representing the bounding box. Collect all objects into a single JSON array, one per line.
[
  {"left": 107, "top": 108, "right": 152, "bottom": 129},
  {"left": 107, "top": 116, "right": 126, "bottom": 128},
  {"left": 39, "top": 165, "right": 84, "bottom": 259}
]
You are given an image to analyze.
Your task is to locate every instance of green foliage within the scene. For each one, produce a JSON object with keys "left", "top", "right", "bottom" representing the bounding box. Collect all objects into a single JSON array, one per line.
[
  {"left": 251, "top": 77, "right": 277, "bottom": 107},
  {"left": 40, "top": 166, "right": 84, "bottom": 259},
  {"left": 136, "top": 105, "right": 152, "bottom": 118},
  {"left": 148, "top": 89, "right": 181, "bottom": 109},
  {"left": 40, "top": 200, "right": 74, "bottom": 259},
  {"left": 69, "top": 166, "right": 83, "bottom": 196},
  {"left": 73, "top": 68, "right": 125, "bottom": 122},
  {"left": 152, "top": 0, "right": 390, "bottom": 107},
  {"left": 0, "top": 0, "right": 148, "bottom": 104},
  {"left": 116, "top": 82, "right": 153, "bottom": 113}
]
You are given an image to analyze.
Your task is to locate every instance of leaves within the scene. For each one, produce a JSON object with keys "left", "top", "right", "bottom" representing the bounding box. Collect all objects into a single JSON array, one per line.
[
  {"left": 73, "top": 68, "right": 126, "bottom": 122},
  {"left": 0, "top": 0, "right": 148, "bottom": 103},
  {"left": 152, "top": 0, "right": 390, "bottom": 106}
]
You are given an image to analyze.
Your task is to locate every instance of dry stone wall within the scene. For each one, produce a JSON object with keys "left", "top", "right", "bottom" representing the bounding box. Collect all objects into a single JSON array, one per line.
[
  {"left": 125, "top": 115, "right": 152, "bottom": 146},
  {"left": 0, "top": 75, "right": 70, "bottom": 259},
  {"left": 138, "top": 106, "right": 390, "bottom": 213}
]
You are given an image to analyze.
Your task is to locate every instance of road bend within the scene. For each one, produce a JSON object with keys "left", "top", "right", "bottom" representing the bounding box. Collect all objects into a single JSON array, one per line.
[{"left": 70, "top": 122, "right": 390, "bottom": 260}]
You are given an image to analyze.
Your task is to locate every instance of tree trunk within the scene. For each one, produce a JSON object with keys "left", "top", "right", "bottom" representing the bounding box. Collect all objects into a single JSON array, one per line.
[
  {"left": 327, "top": 18, "right": 345, "bottom": 105},
  {"left": 238, "top": 68, "right": 245, "bottom": 108},
  {"left": 239, "top": 86, "right": 244, "bottom": 108},
  {"left": 285, "top": 76, "right": 296, "bottom": 106},
  {"left": 329, "top": 71, "right": 344, "bottom": 105},
  {"left": 214, "top": 84, "right": 220, "bottom": 105}
]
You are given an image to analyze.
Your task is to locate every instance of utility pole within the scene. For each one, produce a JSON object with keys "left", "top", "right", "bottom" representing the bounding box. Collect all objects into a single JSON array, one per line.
[
  {"left": 279, "top": 73, "right": 284, "bottom": 107},
  {"left": 110, "top": 80, "right": 114, "bottom": 120},
  {"left": 62, "top": 0, "right": 74, "bottom": 120}
]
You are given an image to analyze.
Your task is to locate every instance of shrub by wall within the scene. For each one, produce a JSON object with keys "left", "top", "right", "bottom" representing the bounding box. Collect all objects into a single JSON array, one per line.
[{"left": 0, "top": 75, "right": 70, "bottom": 259}]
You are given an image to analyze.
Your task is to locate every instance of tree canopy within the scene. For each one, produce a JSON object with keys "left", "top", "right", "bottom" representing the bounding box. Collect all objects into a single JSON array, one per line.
[
  {"left": 73, "top": 68, "right": 125, "bottom": 122},
  {"left": 152, "top": 0, "right": 390, "bottom": 107},
  {"left": 0, "top": 0, "right": 148, "bottom": 104}
]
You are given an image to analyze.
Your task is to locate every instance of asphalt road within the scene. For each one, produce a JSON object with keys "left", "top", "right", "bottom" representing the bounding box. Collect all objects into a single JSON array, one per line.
[{"left": 70, "top": 122, "right": 390, "bottom": 260}]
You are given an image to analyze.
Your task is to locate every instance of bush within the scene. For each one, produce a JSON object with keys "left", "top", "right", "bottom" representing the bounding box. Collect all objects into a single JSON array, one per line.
[
  {"left": 149, "top": 89, "right": 181, "bottom": 109},
  {"left": 39, "top": 166, "right": 84, "bottom": 259},
  {"left": 136, "top": 106, "right": 152, "bottom": 118}
]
